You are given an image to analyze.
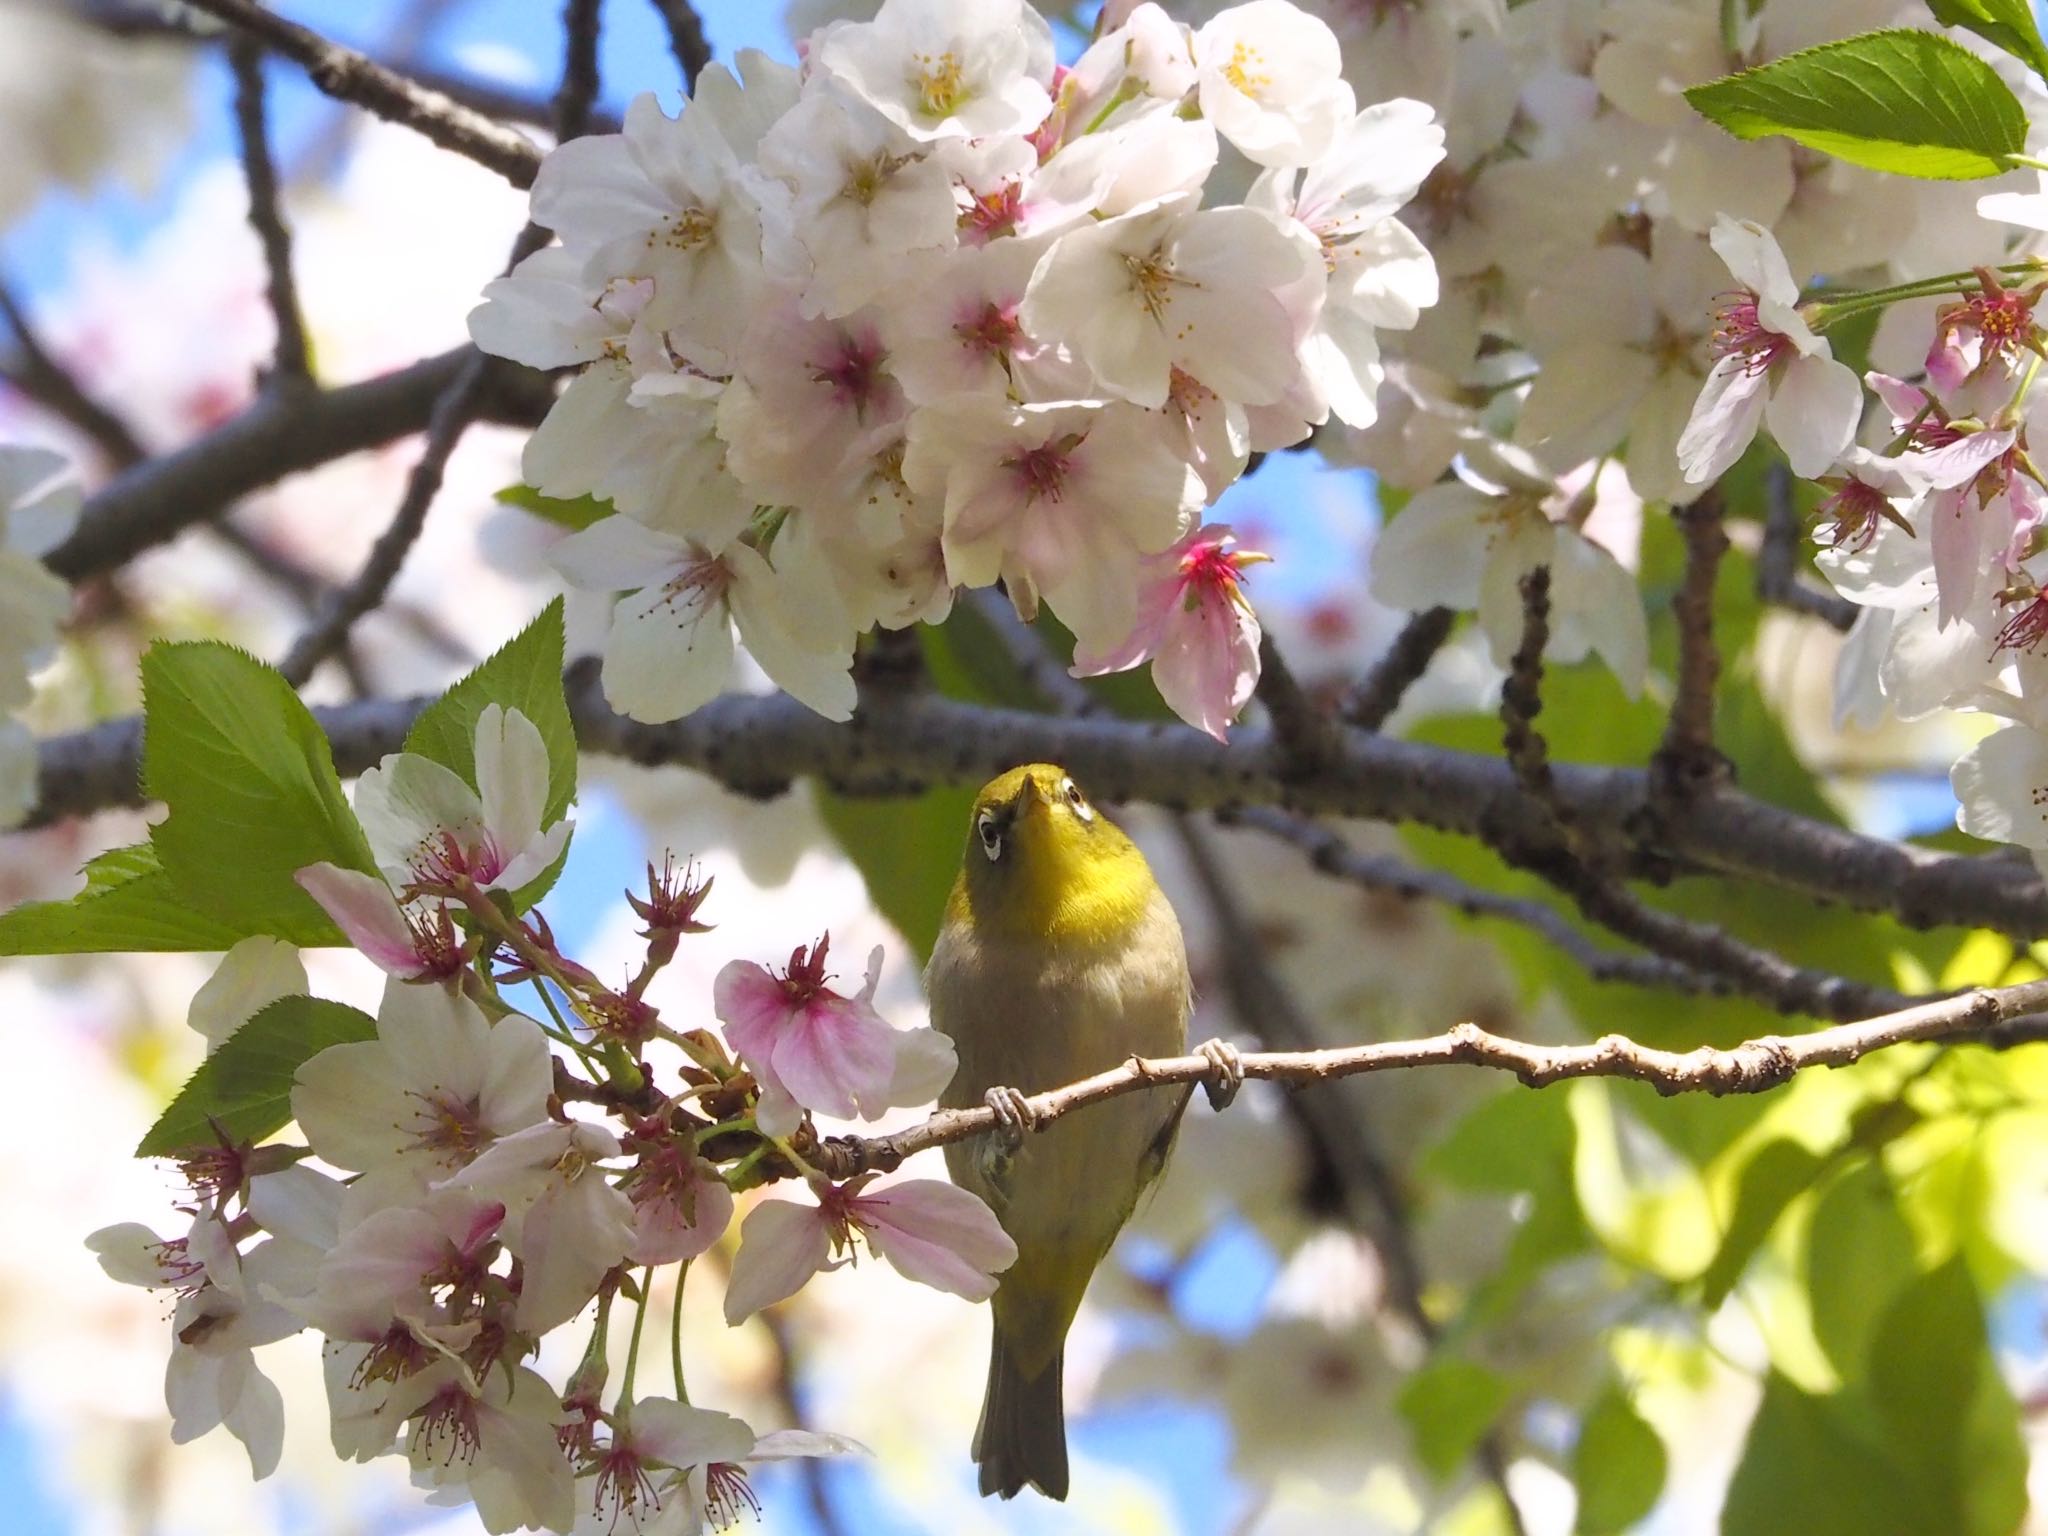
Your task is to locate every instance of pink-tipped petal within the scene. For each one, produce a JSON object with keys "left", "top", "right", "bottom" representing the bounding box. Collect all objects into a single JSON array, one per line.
[
  {"left": 723, "top": 1199, "right": 833, "bottom": 1323},
  {"left": 295, "top": 864, "right": 425, "bottom": 978}
]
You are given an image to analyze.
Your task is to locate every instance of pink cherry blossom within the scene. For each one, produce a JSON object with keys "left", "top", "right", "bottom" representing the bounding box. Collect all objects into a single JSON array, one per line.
[
  {"left": 713, "top": 935, "right": 932, "bottom": 1136},
  {"left": 722, "top": 1174, "right": 1017, "bottom": 1322},
  {"left": 1071, "top": 524, "right": 1270, "bottom": 742}
]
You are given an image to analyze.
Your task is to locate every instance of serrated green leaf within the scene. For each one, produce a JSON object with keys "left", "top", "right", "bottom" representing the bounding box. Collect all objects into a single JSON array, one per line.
[
  {"left": 403, "top": 599, "right": 576, "bottom": 824},
  {"left": 141, "top": 642, "right": 377, "bottom": 945},
  {"left": 1397, "top": 1357, "right": 1511, "bottom": 1480},
  {"left": 1927, "top": 0, "right": 2048, "bottom": 82},
  {"left": 1573, "top": 1389, "right": 1667, "bottom": 1534},
  {"left": 0, "top": 843, "right": 252, "bottom": 955},
  {"left": 1685, "top": 29, "right": 2027, "bottom": 179},
  {"left": 136, "top": 995, "right": 377, "bottom": 1157},
  {"left": 495, "top": 484, "right": 614, "bottom": 531}
]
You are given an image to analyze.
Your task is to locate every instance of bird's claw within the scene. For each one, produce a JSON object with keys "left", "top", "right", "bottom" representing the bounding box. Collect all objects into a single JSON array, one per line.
[
  {"left": 1195, "top": 1038, "right": 1244, "bottom": 1110},
  {"left": 984, "top": 1085, "right": 1039, "bottom": 1149}
]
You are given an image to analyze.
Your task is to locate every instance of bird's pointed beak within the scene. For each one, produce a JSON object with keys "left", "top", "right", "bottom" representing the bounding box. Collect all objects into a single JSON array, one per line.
[{"left": 1010, "top": 775, "right": 1048, "bottom": 820}]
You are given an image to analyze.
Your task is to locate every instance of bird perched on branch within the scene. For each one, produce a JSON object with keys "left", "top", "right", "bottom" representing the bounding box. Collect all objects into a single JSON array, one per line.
[{"left": 926, "top": 762, "right": 1238, "bottom": 1500}]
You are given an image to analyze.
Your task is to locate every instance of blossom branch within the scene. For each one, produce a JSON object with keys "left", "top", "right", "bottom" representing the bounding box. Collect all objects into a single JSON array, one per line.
[
  {"left": 0, "top": 280, "right": 148, "bottom": 469},
  {"left": 1254, "top": 632, "right": 1339, "bottom": 776},
  {"left": 227, "top": 39, "right": 312, "bottom": 385},
  {"left": 175, "top": 0, "right": 546, "bottom": 189},
  {"left": 811, "top": 977, "right": 2048, "bottom": 1179},
  {"left": 27, "top": 677, "right": 2048, "bottom": 937}
]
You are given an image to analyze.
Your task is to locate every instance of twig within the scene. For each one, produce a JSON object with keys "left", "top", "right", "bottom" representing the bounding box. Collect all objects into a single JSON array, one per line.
[
  {"left": 645, "top": 0, "right": 714, "bottom": 88},
  {"left": 175, "top": 0, "right": 545, "bottom": 188},
  {"left": 811, "top": 977, "right": 2048, "bottom": 1177},
  {"left": 551, "top": 0, "right": 606, "bottom": 142},
  {"left": 1228, "top": 806, "right": 1726, "bottom": 998},
  {"left": 227, "top": 39, "right": 312, "bottom": 385},
  {"left": 29, "top": 685, "right": 2048, "bottom": 940},
  {"left": 42, "top": 346, "right": 550, "bottom": 583},
  {"left": 1655, "top": 492, "right": 1730, "bottom": 800},
  {"left": 1345, "top": 606, "right": 1455, "bottom": 731},
  {"left": 1757, "top": 463, "right": 1857, "bottom": 632},
  {"left": 0, "top": 282, "right": 147, "bottom": 468},
  {"left": 1254, "top": 632, "right": 1338, "bottom": 776},
  {"left": 1490, "top": 568, "right": 1907, "bottom": 1020},
  {"left": 276, "top": 354, "right": 495, "bottom": 686}
]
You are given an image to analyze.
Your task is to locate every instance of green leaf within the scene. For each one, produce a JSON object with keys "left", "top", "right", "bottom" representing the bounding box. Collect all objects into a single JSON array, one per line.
[
  {"left": 494, "top": 484, "right": 614, "bottom": 531},
  {"left": 142, "top": 642, "right": 378, "bottom": 945},
  {"left": 1722, "top": 1371, "right": 1925, "bottom": 1536},
  {"left": 1397, "top": 1357, "right": 1512, "bottom": 1480},
  {"left": 1573, "top": 1389, "right": 1667, "bottom": 1534},
  {"left": 816, "top": 785, "right": 976, "bottom": 966},
  {"left": 1699, "top": 1136, "right": 1832, "bottom": 1308},
  {"left": 135, "top": 995, "right": 377, "bottom": 1157},
  {"left": 403, "top": 599, "right": 577, "bottom": 825},
  {"left": 1926, "top": 0, "right": 2048, "bottom": 82},
  {"left": 1685, "top": 29, "right": 2027, "bottom": 179},
  {"left": 1804, "top": 1159, "right": 1920, "bottom": 1383},
  {"left": 0, "top": 843, "right": 251, "bottom": 955}
]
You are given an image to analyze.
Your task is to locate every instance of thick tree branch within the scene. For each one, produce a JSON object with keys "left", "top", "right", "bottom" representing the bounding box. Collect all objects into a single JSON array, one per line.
[
  {"left": 810, "top": 977, "right": 2048, "bottom": 1178},
  {"left": 228, "top": 39, "right": 312, "bottom": 384},
  {"left": 175, "top": 0, "right": 545, "bottom": 188},
  {"left": 41, "top": 347, "right": 549, "bottom": 583},
  {"left": 26, "top": 680, "right": 2048, "bottom": 937},
  {"left": 646, "top": 0, "right": 714, "bottom": 89}
]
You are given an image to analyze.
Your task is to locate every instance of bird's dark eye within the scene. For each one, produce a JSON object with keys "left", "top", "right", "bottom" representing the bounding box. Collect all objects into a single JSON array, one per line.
[
  {"left": 1062, "top": 777, "right": 1093, "bottom": 823},
  {"left": 976, "top": 811, "right": 1003, "bottom": 862}
]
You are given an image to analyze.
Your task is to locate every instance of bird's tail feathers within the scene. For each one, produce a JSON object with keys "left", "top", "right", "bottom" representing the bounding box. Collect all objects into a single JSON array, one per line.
[{"left": 974, "top": 1331, "right": 1068, "bottom": 1501}]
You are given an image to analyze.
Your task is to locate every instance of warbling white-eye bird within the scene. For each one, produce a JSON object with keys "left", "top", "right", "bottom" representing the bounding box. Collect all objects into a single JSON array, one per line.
[{"left": 925, "top": 763, "right": 1240, "bottom": 1500}]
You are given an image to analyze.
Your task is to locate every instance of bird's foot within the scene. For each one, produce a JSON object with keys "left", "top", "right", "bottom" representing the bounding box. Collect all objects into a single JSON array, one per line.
[
  {"left": 983, "top": 1085, "right": 1040, "bottom": 1150},
  {"left": 1194, "top": 1038, "right": 1244, "bottom": 1110}
]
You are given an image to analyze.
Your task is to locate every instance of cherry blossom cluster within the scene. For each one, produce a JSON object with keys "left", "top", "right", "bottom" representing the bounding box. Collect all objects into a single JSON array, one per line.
[
  {"left": 1683, "top": 210, "right": 2048, "bottom": 880},
  {"left": 468, "top": 0, "right": 1445, "bottom": 742},
  {"left": 90, "top": 708, "right": 1011, "bottom": 1534}
]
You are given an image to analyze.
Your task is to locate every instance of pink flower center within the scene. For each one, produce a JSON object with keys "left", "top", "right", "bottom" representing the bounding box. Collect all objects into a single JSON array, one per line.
[
  {"left": 704, "top": 1462, "right": 762, "bottom": 1529},
  {"left": 410, "top": 1386, "right": 481, "bottom": 1467},
  {"left": 1710, "top": 291, "right": 1795, "bottom": 375},
  {"left": 353, "top": 1322, "right": 433, "bottom": 1389},
  {"left": 409, "top": 1090, "right": 489, "bottom": 1163},
  {"left": 954, "top": 300, "right": 1022, "bottom": 360},
  {"left": 778, "top": 934, "right": 835, "bottom": 1003},
  {"left": 1003, "top": 435, "right": 1085, "bottom": 504},
  {"left": 593, "top": 1441, "right": 661, "bottom": 1529},
  {"left": 1995, "top": 589, "right": 2048, "bottom": 653},
  {"left": 1818, "top": 483, "right": 1892, "bottom": 557},
  {"left": 408, "top": 828, "right": 508, "bottom": 890},
  {"left": 808, "top": 330, "right": 889, "bottom": 415},
  {"left": 960, "top": 183, "right": 1025, "bottom": 243}
]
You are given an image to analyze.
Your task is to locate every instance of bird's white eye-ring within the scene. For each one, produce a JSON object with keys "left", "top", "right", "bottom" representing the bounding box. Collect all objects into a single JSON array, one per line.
[
  {"left": 1061, "top": 777, "right": 1093, "bottom": 823},
  {"left": 976, "top": 810, "right": 1004, "bottom": 862}
]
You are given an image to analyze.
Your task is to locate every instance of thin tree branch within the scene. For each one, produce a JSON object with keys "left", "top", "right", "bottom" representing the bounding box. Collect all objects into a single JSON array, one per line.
[
  {"left": 1656, "top": 491, "right": 1731, "bottom": 801},
  {"left": 1345, "top": 606, "right": 1455, "bottom": 731},
  {"left": 753, "top": 1310, "right": 850, "bottom": 1536},
  {"left": 227, "top": 39, "right": 312, "bottom": 385},
  {"left": 41, "top": 346, "right": 549, "bottom": 583},
  {"left": 1488, "top": 568, "right": 1908, "bottom": 1020},
  {"left": 1171, "top": 818, "right": 1533, "bottom": 1536},
  {"left": 645, "top": 0, "right": 714, "bottom": 89},
  {"left": 551, "top": 0, "right": 606, "bottom": 143},
  {"left": 1255, "top": 632, "right": 1338, "bottom": 776},
  {"left": 175, "top": 0, "right": 545, "bottom": 188},
  {"left": 27, "top": 681, "right": 2048, "bottom": 938},
  {"left": 809, "top": 977, "right": 2048, "bottom": 1178},
  {"left": 1228, "top": 806, "right": 1727, "bottom": 998},
  {"left": 0, "top": 281, "right": 147, "bottom": 468},
  {"left": 1757, "top": 463, "right": 1857, "bottom": 632}
]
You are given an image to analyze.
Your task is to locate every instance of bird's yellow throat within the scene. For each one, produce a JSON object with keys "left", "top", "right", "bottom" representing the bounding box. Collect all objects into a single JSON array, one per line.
[{"left": 947, "top": 764, "right": 1156, "bottom": 946}]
